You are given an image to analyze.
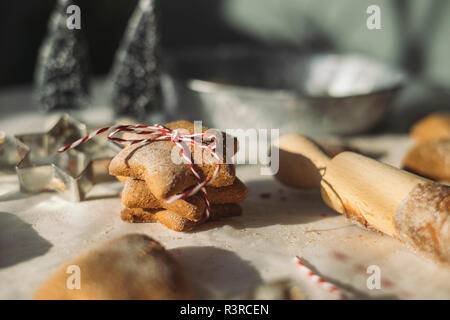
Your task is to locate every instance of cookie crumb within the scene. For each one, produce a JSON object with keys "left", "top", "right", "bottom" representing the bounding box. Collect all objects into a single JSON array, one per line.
[
  {"left": 331, "top": 251, "right": 348, "bottom": 261},
  {"left": 260, "top": 193, "right": 271, "bottom": 199}
]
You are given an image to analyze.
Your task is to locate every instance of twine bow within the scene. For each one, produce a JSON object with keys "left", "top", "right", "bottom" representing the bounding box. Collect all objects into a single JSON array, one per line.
[{"left": 58, "top": 124, "right": 222, "bottom": 219}]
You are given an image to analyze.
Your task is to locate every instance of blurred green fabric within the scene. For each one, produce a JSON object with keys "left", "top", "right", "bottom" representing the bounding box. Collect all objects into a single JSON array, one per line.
[
  {"left": 223, "top": 0, "right": 450, "bottom": 85},
  {"left": 1, "top": 0, "right": 449, "bottom": 87}
]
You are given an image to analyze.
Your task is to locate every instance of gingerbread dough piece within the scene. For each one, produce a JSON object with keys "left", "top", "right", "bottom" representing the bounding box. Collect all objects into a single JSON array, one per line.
[
  {"left": 411, "top": 112, "right": 450, "bottom": 143},
  {"left": 402, "top": 139, "right": 450, "bottom": 182},
  {"left": 121, "top": 204, "right": 242, "bottom": 232},
  {"left": 34, "top": 234, "right": 194, "bottom": 299},
  {"left": 121, "top": 178, "right": 248, "bottom": 220},
  {"left": 395, "top": 183, "right": 450, "bottom": 264}
]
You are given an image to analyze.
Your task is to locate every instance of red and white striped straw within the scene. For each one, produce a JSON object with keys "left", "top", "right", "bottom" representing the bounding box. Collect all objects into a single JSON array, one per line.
[
  {"left": 57, "top": 124, "right": 222, "bottom": 220},
  {"left": 294, "top": 256, "right": 348, "bottom": 299}
]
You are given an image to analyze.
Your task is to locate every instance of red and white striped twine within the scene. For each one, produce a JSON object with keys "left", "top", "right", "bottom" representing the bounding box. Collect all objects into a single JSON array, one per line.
[
  {"left": 294, "top": 256, "right": 348, "bottom": 300},
  {"left": 57, "top": 124, "right": 222, "bottom": 219}
]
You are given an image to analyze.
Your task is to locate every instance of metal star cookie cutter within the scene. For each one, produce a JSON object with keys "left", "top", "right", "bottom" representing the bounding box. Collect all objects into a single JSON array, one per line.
[
  {"left": 14, "top": 114, "right": 120, "bottom": 202},
  {"left": 0, "top": 132, "right": 29, "bottom": 175}
]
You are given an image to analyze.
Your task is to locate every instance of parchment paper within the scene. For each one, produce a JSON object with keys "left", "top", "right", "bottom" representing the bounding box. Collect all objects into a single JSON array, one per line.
[{"left": 0, "top": 110, "right": 449, "bottom": 300}]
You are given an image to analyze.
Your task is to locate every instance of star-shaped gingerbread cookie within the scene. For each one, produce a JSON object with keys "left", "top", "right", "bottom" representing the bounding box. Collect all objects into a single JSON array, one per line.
[
  {"left": 121, "top": 177, "right": 248, "bottom": 221},
  {"left": 109, "top": 121, "right": 238, "bottom": 199}
]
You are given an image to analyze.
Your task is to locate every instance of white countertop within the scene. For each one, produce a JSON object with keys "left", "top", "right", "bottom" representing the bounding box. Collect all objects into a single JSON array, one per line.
[{"left": 0, "top": 88, "right": 449, "bottom": 300}]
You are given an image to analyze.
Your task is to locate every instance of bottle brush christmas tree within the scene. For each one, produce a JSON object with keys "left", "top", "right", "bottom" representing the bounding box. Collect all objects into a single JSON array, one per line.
[
  {"left": 109, "top": 0, "right": 162, "bottom": 120},
  {"left": 34, "top": 0, "right": 90, "bottom": 111}
]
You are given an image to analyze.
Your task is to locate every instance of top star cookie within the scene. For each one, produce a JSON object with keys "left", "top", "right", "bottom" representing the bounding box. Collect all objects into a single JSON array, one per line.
[{"left": 109, "top": 121, "right": 238, "bottom": 199}]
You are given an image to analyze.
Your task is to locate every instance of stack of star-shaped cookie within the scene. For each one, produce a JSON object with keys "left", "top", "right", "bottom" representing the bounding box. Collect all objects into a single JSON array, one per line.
[{"left": 109, "top": 121, "right": 247, "bottom": 232}]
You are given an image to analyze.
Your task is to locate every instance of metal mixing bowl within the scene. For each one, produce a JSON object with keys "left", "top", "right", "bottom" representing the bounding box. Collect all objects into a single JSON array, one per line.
[{"left": 163, "top": 46, "right": 405, "bottom": 136}]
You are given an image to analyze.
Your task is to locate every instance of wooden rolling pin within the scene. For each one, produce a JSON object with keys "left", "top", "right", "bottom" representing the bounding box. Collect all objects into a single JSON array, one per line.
[
  {"left": 276, "top": 134, "right": 450, "bottom": 264},
  {"left": 275, "top": 134, "right": 331, "bottom": 188}
]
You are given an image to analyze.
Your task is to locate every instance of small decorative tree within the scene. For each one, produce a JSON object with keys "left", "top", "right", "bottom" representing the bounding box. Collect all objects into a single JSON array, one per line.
[
  {"left": 34, "top": 0, "right": 90, "bottom": 111},
  {"left": 109, "top": 0, "right": 162, "bottom": 120}
]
